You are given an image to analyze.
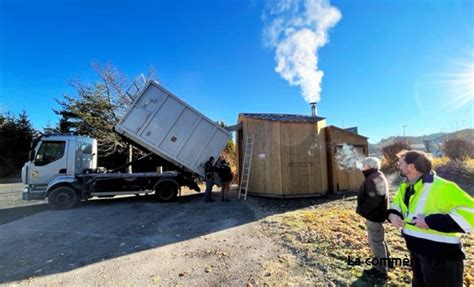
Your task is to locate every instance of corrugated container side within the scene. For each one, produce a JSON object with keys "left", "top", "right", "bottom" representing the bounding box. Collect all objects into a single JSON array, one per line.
[{"left": 115, "top": 81, "right": 231, "bottom": 177}]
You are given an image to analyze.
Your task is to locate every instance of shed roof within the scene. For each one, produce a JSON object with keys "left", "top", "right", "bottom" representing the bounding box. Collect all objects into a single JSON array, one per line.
[
  {"left": 325, "top": 125, "right": 369, "bottom": 139},
  {"left": 240, "top": 113, "right": 325, "bottom": 123}
]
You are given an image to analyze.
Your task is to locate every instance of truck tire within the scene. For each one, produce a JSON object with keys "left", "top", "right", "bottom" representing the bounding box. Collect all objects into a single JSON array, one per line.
[
  {"left": 48, "top": 185, "right": 78, "bottom": 210},
  {"left": 155, "top": 181, "right": 178, "bottom": 202}
]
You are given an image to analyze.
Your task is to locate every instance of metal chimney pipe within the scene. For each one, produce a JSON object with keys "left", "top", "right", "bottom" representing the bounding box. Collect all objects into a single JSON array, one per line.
[{"left": 310, "top": 102, "right": 317, "bottom": 117}]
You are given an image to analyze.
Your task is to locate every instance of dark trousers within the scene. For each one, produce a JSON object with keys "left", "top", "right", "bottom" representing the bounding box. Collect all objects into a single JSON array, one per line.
[
  {"left": 410, "top": 252, "right": 463, "bottom": 287},
  {"left": 204, "top": 179, "right": 214, "bottom": 201}
]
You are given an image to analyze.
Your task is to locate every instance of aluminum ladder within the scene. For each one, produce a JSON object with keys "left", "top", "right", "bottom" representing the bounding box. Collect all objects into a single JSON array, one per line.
[{"left": 238, "top": 136, "right": 254, "bottom": 200}]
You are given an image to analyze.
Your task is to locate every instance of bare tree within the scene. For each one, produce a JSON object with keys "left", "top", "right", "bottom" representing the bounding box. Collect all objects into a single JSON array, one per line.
[
  {"left": 53, "top": 62, "right": 154, "bottom": 169},
  {"left": 381, "top": 140, "right": 411, "bottom": 169},
  {"left": 443, "top": 138, "right": 474, "bottom": 161}
]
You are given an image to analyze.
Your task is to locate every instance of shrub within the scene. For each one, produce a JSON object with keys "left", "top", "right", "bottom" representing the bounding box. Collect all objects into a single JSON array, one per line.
[
  {"left": 435, "top": 159, "right": 474, "bottom": 194},
  {"left": 443, "top": 138, "right": 474, "bottom": 161},
  {"left": 464, "top": 157, "right": 474, "bottom": 170},
  {"left": 431, "top": 156, "right": 450, "bottom": 170},
  {"left": 381, "top": 140, "right": 411, "bottom": 171}
]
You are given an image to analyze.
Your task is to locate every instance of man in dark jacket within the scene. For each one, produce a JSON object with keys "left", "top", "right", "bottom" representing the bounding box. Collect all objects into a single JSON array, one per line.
[
  {"left": 218, "top": 159, "right": 233, "bottom": 202},
  {"left": 357, "top": 156, "right": 390, "bottom": 279},
  {"left": 203, "top": 157, "right": 216, "bottom": 203}
]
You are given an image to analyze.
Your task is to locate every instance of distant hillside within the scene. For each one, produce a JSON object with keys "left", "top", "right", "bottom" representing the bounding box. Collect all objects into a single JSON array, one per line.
[{"left": 369, "top": 128, "right": 474, "bottom": 155}]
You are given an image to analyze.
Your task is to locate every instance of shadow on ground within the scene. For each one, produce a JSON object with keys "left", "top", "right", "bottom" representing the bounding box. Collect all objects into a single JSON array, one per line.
[
  {"left": 0, "top": 186, "right": 347, "bottom": 284},
  {"left": 0, "top": 204, "right": 50, "bottom": 225},
  {"left": 351, "top": 273, "right": 388, "bottom": 287}
]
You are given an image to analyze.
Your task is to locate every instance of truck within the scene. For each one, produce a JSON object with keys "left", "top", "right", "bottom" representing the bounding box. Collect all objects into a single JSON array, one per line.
[{"left": 21, "top": 80, "right": 231, "bottom": 209}]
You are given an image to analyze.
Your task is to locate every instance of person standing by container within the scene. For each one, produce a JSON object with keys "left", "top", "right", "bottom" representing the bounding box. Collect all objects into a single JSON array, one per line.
[
  {"left": 387, "top": 150, "right": 473, "bottom": 287},
  {"left": 218, "top": 159, "right": 233, "bottom": 202},
  {"left": 356, "top": 157, "right": 390, "bottom": 280},
  {"left": 203, "top": 157, "right": 216, "bottom": 203}
]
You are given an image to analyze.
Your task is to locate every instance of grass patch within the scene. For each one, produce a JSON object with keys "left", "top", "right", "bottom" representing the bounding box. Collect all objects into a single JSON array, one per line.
[{"left": 265, "top": 200, "right": 474, "bottom": 286}]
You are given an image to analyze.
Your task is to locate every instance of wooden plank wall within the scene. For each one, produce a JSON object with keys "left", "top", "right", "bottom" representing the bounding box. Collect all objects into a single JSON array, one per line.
[
  {"left": 324, "top": 126, "right": 368, "bottom": 192},
  {"left": 317, "top": 121, "right": 328, "bottom": 193},
  {"left": 263, "top": 119, "right": 282, "bottom": 195},
  {"left": 239, "top": 116, "right": 328, "bottom": 197},
  {"left": 279, "top": 122, "right": 325, "bottom": 196},
  {"left": 240, "top": 117, "right": 283, "bottom": 196}
]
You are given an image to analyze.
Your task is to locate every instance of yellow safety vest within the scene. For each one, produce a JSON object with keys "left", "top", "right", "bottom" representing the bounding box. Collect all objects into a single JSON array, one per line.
[{"left": 391, "top": 175, "right": 474, "bottom": 244}]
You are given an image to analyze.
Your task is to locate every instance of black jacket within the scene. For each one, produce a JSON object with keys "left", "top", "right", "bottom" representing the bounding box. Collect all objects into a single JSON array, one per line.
[
  {"left": 204, "top": 160, "right": 216, "bottom": 180},
  {"left": 356, "top": 169, "right": 389, "bottom": 222},
  {"left": 218, "top": 164, "right": 233, "bottom": 182}
]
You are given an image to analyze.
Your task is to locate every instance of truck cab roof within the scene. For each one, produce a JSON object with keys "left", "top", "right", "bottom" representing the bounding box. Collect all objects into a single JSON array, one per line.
[{"left": 37, "top": 134, "right": 93, "bottom": 141}]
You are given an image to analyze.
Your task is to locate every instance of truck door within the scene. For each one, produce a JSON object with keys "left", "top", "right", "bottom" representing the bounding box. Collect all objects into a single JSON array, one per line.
[
  {"left": 30, "top": 140, "right": 68, "bottom": 185},
  {"left": 75, "top": 138, "right": 97, "bottom": 174}
]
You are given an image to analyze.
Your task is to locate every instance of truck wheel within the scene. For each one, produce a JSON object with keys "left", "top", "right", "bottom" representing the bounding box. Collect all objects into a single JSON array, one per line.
[
  {"left": 48, "top": 185, "right": 78, "bottom": 210},
  {"left": 155, "top": 182, "right": 178, "bottom": 202}
]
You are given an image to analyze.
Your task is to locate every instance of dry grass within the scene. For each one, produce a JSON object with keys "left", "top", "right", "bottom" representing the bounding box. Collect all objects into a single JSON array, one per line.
[
  {"left": 264, "top": 198, "right": 474, "bottom": 286},
  {"left": 435, "top": 159, "right": 474, "bottom": 196},
  {"left": 463, "top": 157, "right": 474, "bottom": 170},
  {"left": 260, "top": 159, "right": 473, "bottom": 285},
  {"left": 431, "top": 156, "right": 450, "bottom": 169}
]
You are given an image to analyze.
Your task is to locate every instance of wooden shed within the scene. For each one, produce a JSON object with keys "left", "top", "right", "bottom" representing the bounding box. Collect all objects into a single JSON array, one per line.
[
  {"left": 323, "top": 125, "right": 369, "bottom": 192},
  {"left": 236, "top": 113, "right": 328, "bottom": 198}
]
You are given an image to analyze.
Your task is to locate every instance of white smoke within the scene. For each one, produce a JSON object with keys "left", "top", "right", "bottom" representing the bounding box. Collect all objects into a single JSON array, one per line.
[
  {"left": 263, "top": 0, "right": 341, "bottom": 103},
  {"left": 335, "top": 143, "right": 365, "bottom": 170}
]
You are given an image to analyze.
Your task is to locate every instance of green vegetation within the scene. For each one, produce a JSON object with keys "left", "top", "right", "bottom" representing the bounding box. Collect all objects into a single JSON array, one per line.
[{"left": 0, "top": 111, "right": 36, "bottom": 177}]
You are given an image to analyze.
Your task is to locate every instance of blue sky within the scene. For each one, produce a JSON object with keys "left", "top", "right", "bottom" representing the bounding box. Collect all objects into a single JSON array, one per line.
[{"left": 0, "top": 0, "right": 472, "bottom": 143}]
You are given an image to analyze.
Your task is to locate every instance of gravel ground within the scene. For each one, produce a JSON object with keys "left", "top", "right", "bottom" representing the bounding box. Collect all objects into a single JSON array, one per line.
[
  {"left": 0, "top": 180, "right": 49, "bottom": 225},
  {"left": 0, "top": 181, "right": 316, "bottom": 286},
  {"left": 2, "top": 173, "right": 471, "bottom": 286}
]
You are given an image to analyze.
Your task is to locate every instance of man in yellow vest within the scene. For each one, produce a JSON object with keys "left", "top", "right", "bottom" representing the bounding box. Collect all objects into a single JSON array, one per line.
[{"left": 387, "top": 150, "right": 473, "bottom": 287}]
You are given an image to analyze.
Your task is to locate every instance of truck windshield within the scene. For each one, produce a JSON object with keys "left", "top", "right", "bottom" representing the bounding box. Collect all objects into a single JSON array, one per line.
[
  {"left": 35, "top": 141, "right": 66, "bottom": 166},
  {"left": 29, "top": 136, "right": 43, "bottom": 161}
]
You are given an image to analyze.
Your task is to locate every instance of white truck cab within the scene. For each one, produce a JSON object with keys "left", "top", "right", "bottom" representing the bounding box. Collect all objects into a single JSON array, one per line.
[
  {"left": 22, "top": 134, "right": 97, "bottom": 200},
  {"left": 22, "top": 133, "right": 200, "bottom": 209}
]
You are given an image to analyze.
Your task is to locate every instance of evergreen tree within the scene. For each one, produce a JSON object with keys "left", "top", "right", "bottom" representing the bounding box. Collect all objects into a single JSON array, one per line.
[{"left": 0, "top": 111, "right": 36, "bottom": 177}]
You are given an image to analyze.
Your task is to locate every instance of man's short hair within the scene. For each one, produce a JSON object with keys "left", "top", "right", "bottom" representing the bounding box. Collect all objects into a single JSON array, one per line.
[
  {"left": 397, "top": 150, "right": 432, "bottom": 173},
  {"left": 362, "top": 157, "right": 381, "bottom": 170}
]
